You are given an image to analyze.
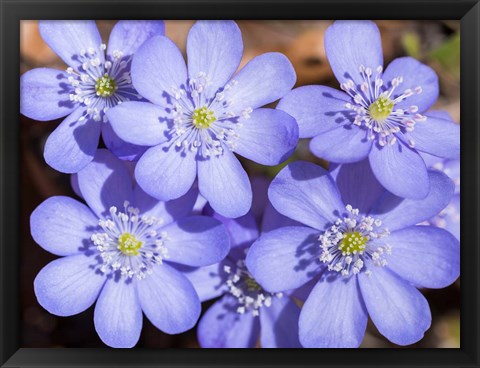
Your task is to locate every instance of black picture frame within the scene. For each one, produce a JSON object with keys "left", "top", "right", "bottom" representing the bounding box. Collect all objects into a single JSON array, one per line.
[{"left": 1, "top": 0, "right": 478, "bottom": 367}]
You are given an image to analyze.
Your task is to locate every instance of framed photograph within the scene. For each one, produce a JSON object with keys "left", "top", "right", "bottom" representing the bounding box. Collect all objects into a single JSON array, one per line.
[{"left": 1, "top": 0, "right": 479, "bottom": 367}]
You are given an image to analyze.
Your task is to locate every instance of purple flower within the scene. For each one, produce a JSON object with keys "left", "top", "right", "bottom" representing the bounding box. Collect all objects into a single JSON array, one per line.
[
  {"left": 107, "top": 20, "right": 298, "bottom": 218},
  {"left": 20, "top": 20, "right": 165, "bottom": 172},
  {"left": 30, "top": 149, "right": 230, "bottom": 348},
  {"left": 179, "top": 181, "right": 302, "bottom": 348},
  {"left": 246, "top": 160, "right": 459, "bottom": 347},
  {"left": 277, "top": 20, "right": 460, "bottom": 199}
]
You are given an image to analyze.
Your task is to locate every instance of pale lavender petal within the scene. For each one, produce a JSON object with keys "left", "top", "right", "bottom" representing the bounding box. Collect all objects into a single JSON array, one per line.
[
  {"left": 325, "top": 21, "right": 383, "bottom": 86},
  {"left": 34, "top": 254, "right": 105, "bottom": 316},
  {"left": 384, "top": 226, "right": 459, "bottom": 288},
  {"left": 369, "top": 141, "right": 429, "bottom": 199},
  {"left": 299, "top": 275, "right": 368, "bottom": 348},
  {"left": 135, "top": 143, "right": 197, "bottom": 201},
  {"left": 259, "top": 296, "right": 302, "bottom": 348},
  {"left": 44, "top": 108, "right": 102, "bottom": 174},
  {"left": 310, "top": 125, "right": 372, "bottom": 163},
  {"left": 358, "top": 265, "right": 431, "bottom": 346},
  {"left": 372, "top": 170, "right": 454, "bottom": 231},
  {"left": 382, "top": 57, "right": 438, "bottom": 113},
  {"left": 277, "top": 85, "right": 352, "bottom": 138},
  {"left": 197, "top": 295, "right": 260, "bottom": 348},
  {"left": 107, "top": 20, "right": 165, "bottom": 58},
  {"left": 20, "top": 68, "right": 76, "bottom": 121},
  {"left": 234, "top": 108, "right": 298, "bottom": 165},
  {"left": 131, "top": 36, "right": 187, "bottom": 106},
  {"left": 246, "top": 226, "right": 323, "bottom": 293},
  {"left": 30, "top": 196, "right": 98, "bottom": 256},
  {"left": 268, "top": 161, "right": 344, "bottom": 230},
  {"left": 76, "top": 149, "right": 134, "bottom": 218},
  {"left": 187, "top": 20, "right": 243, "bottom": 97},
  {"left": 136, "top": 263, "right": 201, "bottom": 334},
  {"left": 94, "top": 279, "right": 142, "bottom": 348},
  {"left": 39, "top": 20, "right": 103, "bottom": 71},
  {"left": 198, "top": 150, "right": 252, "bottom": 218}
]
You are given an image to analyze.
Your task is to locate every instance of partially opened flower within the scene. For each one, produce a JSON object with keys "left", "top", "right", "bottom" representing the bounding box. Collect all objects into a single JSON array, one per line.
[
  {"left": 31, "top": 149, "right": 230, "bottom": 348},
  {"left": 107, "top": 20, "right": 298, "bottom": 218},
  {"left": 21, "top": 20, "right": 165, "bottom": 172},
  {"left": 277, "top": 20, "right": 459, "bottom": 199},
  {"left": 247, "top": 160, "right": 459, "bottom": 347},
  {"left": 179, "top": 180, "right": 302, "bottom": 348}
]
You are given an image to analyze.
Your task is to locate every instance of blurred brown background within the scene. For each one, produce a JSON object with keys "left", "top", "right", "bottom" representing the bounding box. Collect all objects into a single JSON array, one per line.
[{"left": 20, "top": 20, "right": 460, "bottom": 348}]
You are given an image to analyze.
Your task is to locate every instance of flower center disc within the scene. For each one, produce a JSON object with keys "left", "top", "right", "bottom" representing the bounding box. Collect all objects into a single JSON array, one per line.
[
  {"left": 192, "top": 106, "right": 216, "bottom": 129},
  {"left": 118, "top": 233, "right": 142, "bottom": 256},
  {"left": 95, "top": 74, "right": 117, "bottom": 97},
  {"left": 338, "top": 231, "right": 368, "bottom": 255},
  {"left": 369, "top": 95, "right": 394, "bottom": 122},
  {"left": 245, "top": 276, "right": 262, "bottom": 292}
]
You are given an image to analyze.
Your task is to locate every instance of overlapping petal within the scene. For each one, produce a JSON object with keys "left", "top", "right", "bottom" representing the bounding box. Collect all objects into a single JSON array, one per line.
[{"left": 20, "top": 68, "right": 76, "bottom": 121}]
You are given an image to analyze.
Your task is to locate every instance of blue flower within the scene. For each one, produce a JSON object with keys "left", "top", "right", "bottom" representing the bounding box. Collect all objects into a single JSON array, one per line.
[
  {"left": 30, "top": 149, "right": 230, "bottom": 348},
  {"left": 422, "top": 157, "right": 460, "bottom": 240},
  {"left": 179, "top": 180, "right": 302, "bottom": 347},
  {"left": 107, "top": 20, "right": 298, "bottom": 218},
  {"left": 20, "top": 20, "right": 165, "bottom": 172},
  {"left": 277, "top": 20, "right": 460, "bottom": 200},
  {"left": 246, "top": 160, "right": 460, "bottom": 347}
]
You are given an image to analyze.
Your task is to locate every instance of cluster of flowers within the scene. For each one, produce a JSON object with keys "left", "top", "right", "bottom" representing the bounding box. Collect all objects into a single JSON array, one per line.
[{"left": 21, "top": 20, "right": 460, "bottom": 348}]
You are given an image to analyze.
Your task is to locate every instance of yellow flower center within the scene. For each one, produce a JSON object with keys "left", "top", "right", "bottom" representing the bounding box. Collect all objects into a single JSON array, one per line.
[
  {"left": 245, "top": 276, "right": 262, "bottom": 292},
  {"left": 118, "top": 233, "right": 142, "bottom": 256},
  {"left": 338, "top": 231, "right": 368, "bottom": 255},
  {"left": 369, "top": 95, "right": 394, "bottom": 122},
  {"left": 95, "top": 74, "right": 117, "bottom": 97},
  {"left": 192, "top": 106, "right": 216, "bottom": 129}
]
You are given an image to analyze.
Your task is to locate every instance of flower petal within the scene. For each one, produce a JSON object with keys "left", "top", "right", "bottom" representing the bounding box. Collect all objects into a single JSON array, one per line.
[
  {"left": 136, "top": 263, "right": 201, "bottom": 334},
  {"left": 369, "top": 141, "right": 429, "bottom": 199},
  {"left": 30, "top": 196, "right": 98, "bottom": 256},
  {"left": 277, "top": 85, "right": 352, "bottom": 138},
  {"left": 44, "top": 108, "right": 102, "bottom": 174},
  {"left": 259, "top": 296, "right": 302, "bottom": 348},
  {"left": 372, "top": 170, "right": 454, "bottom": 231},
  {"left": 106, "top": 101, "right": 171, "bottom": 146},
  {"left": 261, "top": 202, "right": 303, "bottom": 233},
  {"left": 20, "top": 68, "right": 76, "bottom": 121},
  {"left": 132, "top": 184, "right": 197, "bottom": 226},
  {"left": 407, "top": 116, "right": 460, "bottom": 159},
  {"left": 187, "top": 20, "right": 243, "bottom": 97},
  {"left": 162, "top": 216, "right": 230, "bottom": 267},
  {"left": 430, "top": 194, "right": 460, "bottom": 240},
  {"left": 135, "top": 143, "right": 197, "bottom": 201},
  {"left": 335, "top": 159, "right": 384, "bottom": 214},
  {"left": 39, "top": 20, "right": 103, "bottom": 71},
  {"left": 268, "top": 161, "right": 344, "bottom": 230},
  {"left": 246, "top": 226, "right": 322, "bottom": 293},
  {"left": 310, "top": 125, "right": 372, "bottom": 163},
  {"left": 77, "top": 149, "right": 134, "bottom": 218},
  {"left": 358, "top": 266, "right": 431, "bottom": 346},
  {"left": 178, "top": 261, "right": 230, "bottom": 302},
  {"left": 107, "top": 20, "right": 165, "bottom": 58},
  {"left": 94, "top": 279, "right": 142, "bottom": 348},
  {"left": 131, "top": 36, "right": 187, "bottom": 106},
  {"left": 384, "top": 226, "right": 459, "bottom": 288},
  {"left": 234, "top": 108, "right": 299, "bottom": 165},
  {"left": 325, "top": 21, "right": 383, "bottom": 86},
  {"left": 34, "top": 254, "right": 105, "bottom": 316},
  {"left": 299, "top": 275, "right": 368, "bottom": 348},
  {"left": 382, "top": 57, "right": 438, "bottom": 113},
  {"left": 230, "top": 52, "right": 296, "bottom": 112},
  {"left": 101, "top": 122, "right": 148, "bottom": 161},
  {"left": 197, "top": 295, "right": 260, "bottom": 348},
  {"left": 198, "top": 150, "right": 252, "bottom": 218}
]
